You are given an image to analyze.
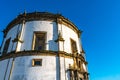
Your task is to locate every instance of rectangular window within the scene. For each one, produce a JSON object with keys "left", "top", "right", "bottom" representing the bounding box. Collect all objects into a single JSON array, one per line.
[
  {"left": 71, "top": 39, "right": 77, "bottom": 53},
  {"left": 32, "top": 59, "right": 42, "bottom": 66},
  {"left": 2, "top": 38, "right": 11, "bottom": 55},
  {"left": 33, "top": 32, "right": 46, "bottom": 50}
]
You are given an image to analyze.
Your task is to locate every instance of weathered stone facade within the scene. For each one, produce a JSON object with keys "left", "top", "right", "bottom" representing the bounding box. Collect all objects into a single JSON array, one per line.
[{"left": 0, "top": 12, "right": 89, "bottom": 80}]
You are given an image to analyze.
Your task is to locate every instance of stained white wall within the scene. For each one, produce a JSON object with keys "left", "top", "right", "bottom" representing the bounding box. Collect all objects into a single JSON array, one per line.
[
  {"left": 0, "top": 55, "right": 85, "bottom": 80},
  {"left": 0, "top": 25, "right": 18, "bottom": 53},
  {"left": 9, "top": 56, "right": 57, "bottom": 80},
  {"left": 59, "top": 57, "right": 66, "bottom": 80},
  {"left": 0, "top": 20, "right": 82, "bottom": 54},
  {"left": 59, "top": 24, "right": 81, "bottom": 54},
  {"left": 20, "top": 21, "right": 58, "bottom": 51},
  {"left": 0, "top": 21, "right": 59, "bottom": 54},
  {"left": 0, "top": 58, "right": 13, "bottom": 80},
  {"left": 0, "top": 59, "right": 8, "bottom": 80},
  {"left": 0, "top": 55, "right": 75, "bottom": 80}
]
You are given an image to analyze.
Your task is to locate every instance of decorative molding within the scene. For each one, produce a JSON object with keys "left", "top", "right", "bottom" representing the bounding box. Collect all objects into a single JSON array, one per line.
[
  {"left": 0, "top": 50, "right": 86, "bottom": 62},
  {"left": 4, "top": 12, "right": 80, "bottom": 37},
  {"left": 55, "top": 37, "right": 64, "bottom": 42},
  {"left": 12, "top": 38, "right": 24, "bottom": 43},
  {"left": 68, "top": 68, "right": 89, "bottom": 80},
  {"left": 77, "top": 30, "right": 83, "bottom": 38},
  {"left": 80, "top": 48, "right": 85, "bottom": 54},
  {"left": 55, "top": 31, "right": 64, "bottom": 42},
  {"left": 85, "top": 61, "right": 88, "bottom": 65}
]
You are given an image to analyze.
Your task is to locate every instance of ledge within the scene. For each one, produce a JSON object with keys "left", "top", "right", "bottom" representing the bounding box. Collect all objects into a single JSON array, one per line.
[{"left": 0, "top": 50, "right": 86, "bottom": 61}]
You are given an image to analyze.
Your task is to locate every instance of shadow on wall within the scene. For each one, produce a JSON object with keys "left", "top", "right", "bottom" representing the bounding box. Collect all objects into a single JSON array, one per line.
[
  {"left": 49, "top": 22, "right": 60, "bottom": 80},
  {"left": 48, "top": 22, "right": 58, "bottom": 51},
  {"left": 56, "top": 56, "right": 60, "bottom": 80},
  {"left": 67, "top": 71, "right": 70, "bottom": 80}
]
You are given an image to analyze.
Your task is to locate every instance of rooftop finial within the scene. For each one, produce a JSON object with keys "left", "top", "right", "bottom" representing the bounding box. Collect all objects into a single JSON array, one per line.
[
  {"left": 23, "top": 10, "right": 26, "bottom": 16},
  {"left": 35, "top": 10, "right": 37, "bottom": 12},
  {"left": 57, "top": 11, "right": 61, "bottom": 15},
  {"left": 24, "top": 10, "right": 26, "bottom": 14},
  {"left": 19, "top": 12, "right": 22, "bottom": 15},
  {"left": 35, "top": 10, "right": 37, "bottom": 14}
]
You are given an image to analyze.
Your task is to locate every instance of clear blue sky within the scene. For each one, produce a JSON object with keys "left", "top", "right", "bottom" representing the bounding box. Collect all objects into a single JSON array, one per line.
[{"left": 0, "top": 0, "right": 120, "bottom": 80}]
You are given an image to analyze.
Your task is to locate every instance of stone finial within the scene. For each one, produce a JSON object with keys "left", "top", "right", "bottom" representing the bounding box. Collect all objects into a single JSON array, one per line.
[{"left": 23, "top": 10, "right": 26, "bottom": 16}]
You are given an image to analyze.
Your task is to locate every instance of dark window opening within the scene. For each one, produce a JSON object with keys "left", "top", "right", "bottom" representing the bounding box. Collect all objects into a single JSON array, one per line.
[
  {"left": 2, "top": 38, "right": 11, "bottom": 55},
  {"left": 32, "top": 59, "right": 42, "bottom": 66},
  {"left": 34, "top": 32, "right": 46, "bottom": 50},
  {"left": 34, "top": 60, "right": 41, "bottom": 65},
  {"left": 71, "top": 39, "right": 77, "bottom": 53}
]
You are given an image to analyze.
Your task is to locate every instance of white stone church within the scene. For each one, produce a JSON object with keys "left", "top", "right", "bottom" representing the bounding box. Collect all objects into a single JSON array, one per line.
[{"left": 0, "top": 12, "right": 89, "bottom": 80}]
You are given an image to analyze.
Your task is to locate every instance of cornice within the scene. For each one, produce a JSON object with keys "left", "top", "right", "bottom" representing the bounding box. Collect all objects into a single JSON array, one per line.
[
  {"left": 0, "top": 50, "right": 86, "bottom": 62},
  {"left": 4, "top": 12, "right": 80, "bottom": 37}
]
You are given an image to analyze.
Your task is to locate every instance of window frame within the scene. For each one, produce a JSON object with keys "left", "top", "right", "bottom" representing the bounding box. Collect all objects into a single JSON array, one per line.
[
  {"left": 32, "top": 59, "right": 42, "bottom": 66},
  {"left": 32, "top": 31, "right": 47, "bottom": 50},
  {"left": 2, "top": 38, "right": 11, "bottom": 55},
  {"left": 70, "top": 38, "right": 77, "bottom": 54}
]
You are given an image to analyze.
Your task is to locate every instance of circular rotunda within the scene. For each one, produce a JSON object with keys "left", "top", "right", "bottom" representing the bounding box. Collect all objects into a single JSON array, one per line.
[{"left": 0, "top": 12, "right": 89, "bottom": 80}]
